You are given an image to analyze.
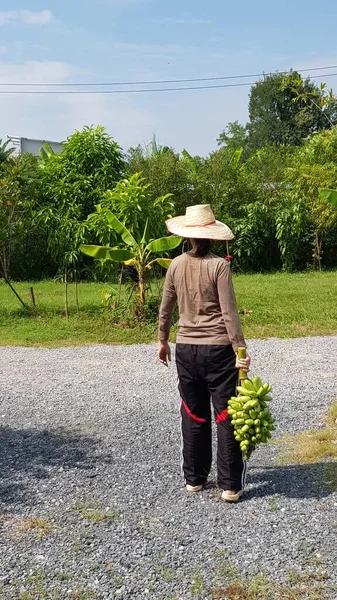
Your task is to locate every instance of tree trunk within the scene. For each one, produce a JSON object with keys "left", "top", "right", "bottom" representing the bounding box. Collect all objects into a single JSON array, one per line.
[
  {"left": 0, "top": 253, "right": 27, "bottom": 309},
  {"left": 313, "top": 232, "right": 323, "bottom": 271},
  {"left": 64, "top": 267, "right": 69, "bottom": 319},
  {"left": 28, "top": 287, "right": 36, "bottom": 311},
  {"left": 137, "top": 267, "right": 145, "bottom": 308},
  {"left": 117, "top": 265, "right": 123, "bottom": 308},
  {"left": 74, "top": 270, "right": 80, "bottom": 313},
  {"left": 2, "top": 275, "right": 28, "bottom": 309}
]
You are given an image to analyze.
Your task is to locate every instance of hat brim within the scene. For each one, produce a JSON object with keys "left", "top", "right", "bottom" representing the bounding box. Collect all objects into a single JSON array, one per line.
[{"left": 166, "top": 216, "right": 234, "bottom": 241}]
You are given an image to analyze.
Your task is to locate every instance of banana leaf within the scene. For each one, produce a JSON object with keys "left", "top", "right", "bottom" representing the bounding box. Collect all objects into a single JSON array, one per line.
[
  {"left": 80, "top": 245, "right": 134, "bottom": 262},
  {"left": 319, "top": 188, "right": 337, "bottom": 206},
  {"left": 146, "top": 235, "right": 182, "bottom": 254},
  {"left": 105, "top": 211, "right": 136, "bottom": 247}
]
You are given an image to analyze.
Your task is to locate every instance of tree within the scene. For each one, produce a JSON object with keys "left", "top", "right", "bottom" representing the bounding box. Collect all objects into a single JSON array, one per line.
[
  {"left": 217, "top": 121, "right": 248, "bottom": 154},
  {"left": 284, "top": 129, "right": 337, "bottom": 270},
  {"left": 81, "top": 211, "right": 182, "bottom": 307},
  {"left": 246, "top": 72, "right": 337, "bottom": 153},
  {"left": 0, "top": 154, "right": 39, "bottom": 306},
  {"left": 39, "top": 126, "right": 124, "bottom": 221},
  {"left": 127, "top": 142, "right": 198, "bottom": 215}
]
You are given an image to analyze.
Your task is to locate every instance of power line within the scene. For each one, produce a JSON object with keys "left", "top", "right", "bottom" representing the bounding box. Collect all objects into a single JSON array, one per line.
[
  {"left": 0, "top": 72, "right": 337, "bottom": 95},
  {"left": 1, "top": 64, "right": 337, "bottom": 88}
]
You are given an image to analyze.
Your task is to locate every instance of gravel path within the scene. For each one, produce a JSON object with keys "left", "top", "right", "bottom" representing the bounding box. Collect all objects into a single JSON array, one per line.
[{"left": 0, "top": 337, "right": 337, "bottom": 599}]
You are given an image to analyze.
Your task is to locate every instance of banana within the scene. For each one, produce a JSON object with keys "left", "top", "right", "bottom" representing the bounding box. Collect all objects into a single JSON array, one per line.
[
  {"left": 252, "top": 376, "right": 262, "bottom": 392},
  {"left": 237, "top": 386, "right": 257, "bottom": 397},
  {"left": 235, "top": 392, "right": 252, "bottom": 402},
  {"left": 230, "top": 374, "right": 274, "bottom": 461},
  {"left": 228, "top": 401, "right": 242, "bottom": 411},
  {"left": 243, "top": 399, "right": 259, "bottom": 410},
  {"left": 242, "top": 379, "right": 255, "bottom": 391}
]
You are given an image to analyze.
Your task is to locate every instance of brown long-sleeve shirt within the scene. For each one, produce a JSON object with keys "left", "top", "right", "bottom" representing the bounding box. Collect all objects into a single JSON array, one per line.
[{"left": 158, "top": 252, "right": 246, "bottom": 351}]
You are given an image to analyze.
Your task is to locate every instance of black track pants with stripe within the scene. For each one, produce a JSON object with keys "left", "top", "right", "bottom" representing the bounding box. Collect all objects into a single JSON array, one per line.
[{"left": 176, "top": 343, "right": 246, "bottom": 491}]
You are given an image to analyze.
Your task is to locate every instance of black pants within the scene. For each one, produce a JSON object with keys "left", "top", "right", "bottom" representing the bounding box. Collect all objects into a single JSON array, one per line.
[{"left": 176, "top": 344, "right": 246, "bottom": 491}]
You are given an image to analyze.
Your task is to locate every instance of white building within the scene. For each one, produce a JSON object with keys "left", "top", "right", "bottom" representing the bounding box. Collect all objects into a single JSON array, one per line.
[{"left": 7, "top": 136, "right": 63, "bottom": 156}]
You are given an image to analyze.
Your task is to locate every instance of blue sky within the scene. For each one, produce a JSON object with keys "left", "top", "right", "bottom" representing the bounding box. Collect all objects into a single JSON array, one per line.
[{"left": 1, "top": 0, "right": 337, "bottom": 154}]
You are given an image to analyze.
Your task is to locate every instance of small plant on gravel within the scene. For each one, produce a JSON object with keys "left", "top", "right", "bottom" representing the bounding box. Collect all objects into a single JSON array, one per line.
[
  {"left": 17, "top": 517, "right": 56, "bottom": 537},
  {"left": 190, "top": 568, "right": 204, "bottom": 595},
  {"left": 276, "top": 400, "right": 337, "bottom": 464},
  {"left": 208, "top": 575, "right": 330, "bottom": 599},
  {"left": 268, "top": 498, "right": 280, "bottom": 512},
  {"left": 69, "top": 501, "right": 118, "bottom": 523}
]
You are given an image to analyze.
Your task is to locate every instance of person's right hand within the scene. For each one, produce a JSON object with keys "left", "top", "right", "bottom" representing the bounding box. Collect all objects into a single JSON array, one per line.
[
  {"left": 157, "top": 341, "right": 171, "bottom": 367},
  {"left": 235, "top": 353, "right": 251, "bottom": 373}
]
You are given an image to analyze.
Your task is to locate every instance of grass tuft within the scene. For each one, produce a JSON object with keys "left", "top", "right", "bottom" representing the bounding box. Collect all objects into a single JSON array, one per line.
[
  {"left": 209, "top": 571, "right": 331, "bottom": 599},
  {"left": 17, "top": 517, "right": 56, "bottom": 537},
  {"left": 276, "top": 401, "right": 337, "bottom": 466},
  {"left": 69, "top": 502, "right": 118, "bottom": 524}
]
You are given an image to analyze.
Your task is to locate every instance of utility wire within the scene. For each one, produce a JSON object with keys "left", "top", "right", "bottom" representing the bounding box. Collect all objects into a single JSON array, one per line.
[
  {"left": 0, "top": 72, "right": 337, "bottom": 95},
  {"left": 1, "top": 64, "right": 337, "bottom": 88}
]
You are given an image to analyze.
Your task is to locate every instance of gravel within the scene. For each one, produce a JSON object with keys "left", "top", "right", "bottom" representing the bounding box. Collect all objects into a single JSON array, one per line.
[{"left": 0, "top": 337, "right": 337, "bottom": 599}]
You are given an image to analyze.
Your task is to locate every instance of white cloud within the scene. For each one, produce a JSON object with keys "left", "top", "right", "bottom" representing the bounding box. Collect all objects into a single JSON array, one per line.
[
  {"left": 0, "top": 10, "right": 53, "bottom": 27},
  {"left": 0, "top": 60, "right": 75, "bottom": 84},
  {"left": 0, "top": 60, "right": 158, "bottom": 150},
  {"left": 0, "top": 45, "right": 8, "bottom": 54}
]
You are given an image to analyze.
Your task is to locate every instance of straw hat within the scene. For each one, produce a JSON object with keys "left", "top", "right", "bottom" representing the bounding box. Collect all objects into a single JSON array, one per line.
[{"left": 166, "top": 204, "right": 234, "bottom": 241}]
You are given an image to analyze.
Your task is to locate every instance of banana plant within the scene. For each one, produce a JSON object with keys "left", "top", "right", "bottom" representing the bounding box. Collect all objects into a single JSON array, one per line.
[
  {"left": 319, "top": 188, "right": 337, "bottom": 206},
  {"left": 80, "top": 210, "right": 182, "bottom": 306}
]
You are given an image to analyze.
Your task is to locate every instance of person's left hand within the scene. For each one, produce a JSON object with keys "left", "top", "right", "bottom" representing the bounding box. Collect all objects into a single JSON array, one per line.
[
  {"left": 157, "top": 341, "right": 171, "bottom": 367},
  {"left": 235, "top": 353, "right": 251, "bottom": 373}
]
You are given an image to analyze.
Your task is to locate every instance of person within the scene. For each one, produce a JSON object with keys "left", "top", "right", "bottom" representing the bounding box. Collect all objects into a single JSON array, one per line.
[{"left": 157, "top": 204, "right": 251, "bottom": 502}]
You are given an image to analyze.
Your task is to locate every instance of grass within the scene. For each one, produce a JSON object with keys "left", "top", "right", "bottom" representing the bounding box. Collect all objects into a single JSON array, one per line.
[
  {"left": 276, "top": 400, "right": 337, "bottom": 467},
  {"left": 188, "top": 569, "right": 333, "bottom": 600},
  {"left": 17, "top": 517, "right": 56, "bottom": 537},
  {"left": 69, "top": 501, "right": 118, "bottom": 524},
  {"left": 209, "top": 576, "right": 331, "bottom": 600},
  {"left": 1, "top": 271, "right": 337, "bottom": 346}
]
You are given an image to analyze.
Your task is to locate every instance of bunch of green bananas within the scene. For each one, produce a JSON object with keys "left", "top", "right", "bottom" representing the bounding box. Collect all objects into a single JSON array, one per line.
[{"left": 228, "top": 376, "right": 275, "bottom": 459}]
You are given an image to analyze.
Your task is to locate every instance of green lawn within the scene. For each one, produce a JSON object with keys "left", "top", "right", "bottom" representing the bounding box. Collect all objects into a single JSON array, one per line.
[{"left": 1, "top": 271, "right": 337, "bottom": 347}]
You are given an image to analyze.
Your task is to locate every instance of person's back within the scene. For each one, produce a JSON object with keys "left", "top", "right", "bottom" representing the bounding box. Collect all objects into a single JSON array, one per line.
[{"left": 159, "top": 251, "right": 245, "bottom": 351}]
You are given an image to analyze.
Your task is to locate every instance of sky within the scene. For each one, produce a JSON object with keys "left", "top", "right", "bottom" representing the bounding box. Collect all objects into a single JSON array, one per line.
[{"left": 1, "top": 0, "right": 337, "bottom": 155}]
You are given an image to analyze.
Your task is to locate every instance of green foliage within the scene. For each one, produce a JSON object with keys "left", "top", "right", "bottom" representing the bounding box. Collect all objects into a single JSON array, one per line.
[
  {"left": 81, "top": 208, "right": 182, "bottom": 306},
  {"left": 0, "top": 154, "right": 40, "bottom": 304},
  {"left": 247, "top": 72, "right": 337, "bottom": 153},
  {"left": 0, "top": 138, "right": 15, "bottom": 164},
  {"left": 319, "top": 188, "right": 337, "bottom": 206},
  {"left": 39, "top": 125, "right": 124, "bottom": 221},
  {"left": 127, "top": 144, "right": 197, "bottom": 215},
  {"left": 93, "top": 173, "right": 174, "bottom": 242},
  {"left": 275, "top": 192, "right": 312, "bottom": 271},
  {"left": 217, "top": 121, "right": 249, "bottom": 156}
]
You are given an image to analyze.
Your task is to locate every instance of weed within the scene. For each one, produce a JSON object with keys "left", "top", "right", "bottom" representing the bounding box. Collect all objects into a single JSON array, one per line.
[
  {"left": 276, "top": 400, "right": 337, "bottom": 466},
  {"left": 69, "top": 501, "right": 118, "bottom": 523},
  {"left": 268, "top": 498, "right": 280, "bottom": 512},
  {"left": 17, "top": 517, "right": 56, "bottom": 537},
  {"left": 190, "top": 568, "right": 204, "bottom": 595},
  {"left": 327, "top": 400, "right": 337, "bottom": 426}
]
